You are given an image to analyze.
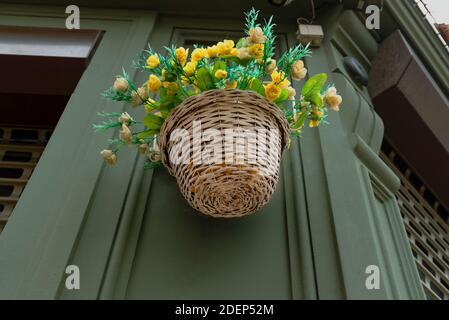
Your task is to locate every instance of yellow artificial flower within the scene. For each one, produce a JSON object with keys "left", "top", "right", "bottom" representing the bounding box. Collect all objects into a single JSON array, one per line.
[
  {"left": 146, "top": 54, "right": 160, "bottom": 69},
  {"left": 191, "top": 47, "right": 208, "bottom": 62},
  {"left": 162, "top": 81, "right": 179, "bottom": 95},
  {"left": 131, "top": 86, "right": 149, "bottom": 107},
  {"left": 175, "top": 47, "right": 189, "bottom": 66},
  {"left": 226, "top": 80, "right": 238, "bottom": 89},
  {"left": 147, "top": 74, "right": 161, "bottom": 93},
  {"left": 183, "top": 61, "right": 197, "bottom": 77},
  {"left": 118, "top": 112, "right": 133, "bottom": 124},
  {"left": 323, "top": 87, "right": 342, "bottom": 111},
  {"left": 263, "top": 82, "right": 281, "bottom": 102},
  {"left": 207, "top": 45, "right": 218, "bottom": 58},
  {"left": 291, "top": 60, "right": 307, "bottom": 80},
  {"left": 230, "top": 48, "right": 238, "bottom": 56},
  {"left": 119, "top": 123, "right": 133, "bottom": 144},
  {"left": 271, "top": 69, "right": 290, "bottom": 89},
  {"left": 214, "top": 69, "right": 228, "bottom": 79},
  {"left": 100, "top": 150, "right": 117, "bottom": 166},
  {"left": 287, "top": 86, "right": 296, "bottom": 100},
  {"left": 217, "top": 39, "right": 235, "bottom": 56},
  {"left": 309, "top": 120, "right": 320, "bottom": 128},
  {"left": 249, "top": 43, "right": 264, "bottom": 59}
]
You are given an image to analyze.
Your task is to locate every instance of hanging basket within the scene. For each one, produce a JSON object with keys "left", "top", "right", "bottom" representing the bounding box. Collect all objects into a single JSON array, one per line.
[{"left": 158, "top": 89, "right": 290, "bottom": 218}]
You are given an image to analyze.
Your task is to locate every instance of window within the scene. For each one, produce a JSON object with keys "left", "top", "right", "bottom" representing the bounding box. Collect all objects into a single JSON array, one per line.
[
  {"left": 0, "top": 26, "right": 102, "bottom": 233},
  {"left": 381, "top": 140, "right": 449, "bottom": 300}
]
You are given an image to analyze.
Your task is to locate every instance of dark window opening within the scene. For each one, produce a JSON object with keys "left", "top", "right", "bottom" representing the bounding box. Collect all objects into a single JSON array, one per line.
[{"left": 0, "top": 26, "right": 102, "bottom": 234}]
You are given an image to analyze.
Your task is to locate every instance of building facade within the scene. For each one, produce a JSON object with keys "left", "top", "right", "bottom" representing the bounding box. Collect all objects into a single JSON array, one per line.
[{"left": 0, "top": 0, "right": 448, "bottom": 299}]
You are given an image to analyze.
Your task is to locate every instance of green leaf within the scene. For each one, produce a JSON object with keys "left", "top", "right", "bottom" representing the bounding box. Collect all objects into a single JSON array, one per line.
[
  {"left": 249, "top": 78, "right": 265, "bottom": 96},
  {"left": 308, "top": 93, "right": 324, "bottom": 108},
  {"left": 301, "top": 73, "right": 327, "bottom": 99},
  {"left": 275, "top": 88, "right": 289, "bottom": 104},
  {"left": 292, "top": 111, "right": 308, "bottom": 130},
  {"left": 223, "top": 56, "right": 253, "bottom": 67},
  {"left": 236, "top": 37, "right": 247, "bottom": 49},
  {"left": 137, "top": 130, "right": 159, "bottom": 139},
  {"left": 159, "top": 87, "right": 170, "bottom": 103},
  {"left": 196, "top": 67, "right": 215, "bottom": 91},
  {"left": 143, "top": 114, "right": 164, "bottom": 130}
]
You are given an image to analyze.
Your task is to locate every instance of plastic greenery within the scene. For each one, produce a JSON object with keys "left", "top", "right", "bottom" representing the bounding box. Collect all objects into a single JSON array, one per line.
[{"left": 96, "top": 7, "right": 343, "bottom": 167}]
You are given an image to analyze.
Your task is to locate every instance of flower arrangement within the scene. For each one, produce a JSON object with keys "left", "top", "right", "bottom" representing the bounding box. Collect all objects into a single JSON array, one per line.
[{"left": 95, "top": 8, "right": 342, "bottom": 168}]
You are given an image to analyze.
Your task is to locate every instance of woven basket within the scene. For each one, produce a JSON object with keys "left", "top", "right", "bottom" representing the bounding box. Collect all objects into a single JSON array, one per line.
[{"left": 158, "top": 89, "right": 290, "bottom": 217}]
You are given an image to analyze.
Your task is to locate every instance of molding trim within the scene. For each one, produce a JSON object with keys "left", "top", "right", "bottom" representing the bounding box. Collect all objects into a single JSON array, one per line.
[{"left": 349, "top": 133, "right": 400, "bottom": 194}]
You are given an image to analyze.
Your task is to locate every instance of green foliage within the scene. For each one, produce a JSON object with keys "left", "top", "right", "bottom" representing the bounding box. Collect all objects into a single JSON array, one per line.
[
  {"left": 249, "top": 78, "right": 265, "bottom": 96},
  {"left": 196, "top": 67, "right": 215, "bottom": 91},
  {"left": 277, "top": 43, "right": 311, "bottom": 76},
  {"left": 274, "top": 88, "right": 289, "bottom": 104},
  {"left": 143, "top": 114, "right": 164, "bottom": 131},
  {"left": 301, "top": 73, "right": 327, "bottom": 107},
  {"left": 244, "top": 7, "right": 260, "bottom": 35}
]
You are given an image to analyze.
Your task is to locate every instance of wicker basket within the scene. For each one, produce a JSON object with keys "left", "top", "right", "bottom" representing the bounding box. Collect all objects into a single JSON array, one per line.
[{"left": 158, "top": 89, "right": 290, "bottom": 217}]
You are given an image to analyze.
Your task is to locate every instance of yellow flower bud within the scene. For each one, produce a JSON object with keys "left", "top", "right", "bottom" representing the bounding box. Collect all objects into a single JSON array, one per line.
[
  {"left": 146, "top": 54, "right": 160, "bottom": 69},
  {"left": 324, "top": 94, "right": 342, "bottom": 111},
  {"left": 248, "top": 26, "right": 266, "bottom": 44},
  {"left": 131, "top": 86, "right": 149, "bottom": 107},
  {"left": 287, "top": 87, "right": 296, "bottom": 100},
  {"left": 265, "top": 59, "right": 276, "bottom": 74},
  {"left": 183, "top": 61, "right": 197, "bottom": 77},
  {"left": 217, "top": 40, "right": 235, "bottom": 56},
  {"left": 207, "top": 45, "right": 218, "bottom": 58},
  {"left": 191, "top": 47, "right": 208, "bottom": 62},
  {"left": 323, "top": 86, "right": 342, "bottom": 111},
  {"left": 119, "top": 123, "right": 133, "bottom": 144},
  {"left": 214, "top": 69, "right": 228, "bottom": 79},
  {"left": 249, "top": 43, "right": 264, "bottom": 59},
  {"left": 100, "top": 149, "right": 117, "bottom": 165},
  {"left": 309, "top": 120, "right": 320, "bottom": 128},
  {"left": 291, "top": 60, "right": 307, "bottom": 80},
  {"left": 118, "top": 112, "right": 133, "bottom": 124},
  {"left": 225, "top": 80, "right": 238, "bottom": 89},
  {"left": 175, "top": 47, "right": 189, "bottom": 66},
  {"left": 113, "top": 77, "right": 128, "bottom": 92},
  {"left": 147, "top": 74, "right": 161, "bottom": 93},
  {"left": 162, "top": 81, "right": 179, "bottom": 95}
]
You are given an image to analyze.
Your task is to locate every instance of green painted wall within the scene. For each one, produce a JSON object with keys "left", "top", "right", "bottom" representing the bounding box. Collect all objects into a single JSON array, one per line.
[{"left": 0, "top": 2, "right": 425, "bottom": 300}]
